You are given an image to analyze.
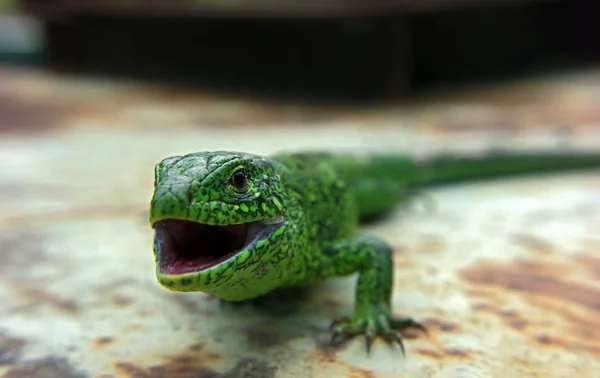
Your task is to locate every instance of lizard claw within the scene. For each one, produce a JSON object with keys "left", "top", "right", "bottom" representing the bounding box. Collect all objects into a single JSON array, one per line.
[
  {"left": 330, "top": 329, "right": 340, "bottom": 345},
  {"left": 391, "top": 317, "right": 428, "bottom": 334},
  {"left": 329, "top": 312, "right": 425, "bottom": 355},
  {"left": 365, "top": 331, "right": 374, "bottom": 355},
  {"left": 329, "top": 316, "right": 350, "bottom": 331},
  {"left": 394, "top": 331, "right": 406, "bottom": 356}
]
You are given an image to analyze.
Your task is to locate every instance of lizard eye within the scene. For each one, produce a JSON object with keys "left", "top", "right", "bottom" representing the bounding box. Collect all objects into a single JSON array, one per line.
[{"left": 230, "top": 169, "right": 248, "bottom": 192}]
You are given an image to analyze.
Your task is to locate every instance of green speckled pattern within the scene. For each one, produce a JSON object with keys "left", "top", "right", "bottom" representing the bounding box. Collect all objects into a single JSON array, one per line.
[{"left": 149, "top": 149, "right": 600, "bottom": 352}]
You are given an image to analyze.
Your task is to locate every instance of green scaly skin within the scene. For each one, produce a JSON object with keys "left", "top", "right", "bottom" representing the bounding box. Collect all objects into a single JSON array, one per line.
[{"left": 149, "top": 149, "right": 600, "bottom": 355}]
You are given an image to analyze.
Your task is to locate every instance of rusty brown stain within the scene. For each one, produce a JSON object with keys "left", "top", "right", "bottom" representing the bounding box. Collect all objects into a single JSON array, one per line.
[
  {"left": 535, "top": 334, "right": 556, "bottom": 345},
  {"left": 528, "top": 298, "right": 600, "bottom": 343},
  {"left": 512, "top": 233, "right": 556, "bottom": 254},
  {"left": 415, "top": 347, "right": 470, "bottom": 360},
  {"left": 313, "top": 342, "right": 374, "bottom": 378},
  {"left": 111, "top": 295, "right": 134, "bottom": 307},
  {"left": 0, "top": 66, "right": 346, "bottom": 135},
  {"left": 460, "top": 261, "right": 600, "bottom": 313},
  {"left": 465, "top": 288, "right": 504, "bottom": 303},
  {"left": 170, "top": 355, "right": 194, "bottom": 364},
  {"left": 94, "top": 337, "right": 115, "bottom": 347},
  {"left": 470, "top": 292, "right": 600, "bottom": 356},
  {"left": 471, "top": 302, "right": 530, "bottom": 331},
  {"left": 399, "top": 327, "right": 425, "bottom": 340},
  {"left": 346, "top": 370, "right": 375, "bottom": 378},
  {"left": 533, "top": 334, "right": 600, "bottom": 355},
  {"left": 315, "top": 342, "right": 337, "bottom": 363},
  {"left": 462, "top": 260, "right": 600, "bottom": 357},
  {"left": 0, "top": 333, "right": 25, "bottom": 366},
  {"left": 2, "top": 357, "right": 85, "bottom": 378},
  {"left": 421, "top": 318, "right": 460, "bottom": 333},
  {"left": 416, "top": 348, "right": 444, "bottom": 359},
  {"left": 497, "top": 309, "right": 529, "bottom": 331},
  {"left": 506, "top": 318, "right": 528, "bottom": 331},
  {"left": 114, "top": 340, "right": 223, "bottom": 378},
  {"left": 471, "top": 302, "right": 491, "bottom": 311},
  {"left": 18, "top": 288, "right": 78, "bottom": 314},
  {"left": 114, "top": 362, "right": 148, "bottom": 378},
  {"left": 116, "top": 356, "right": 273, "bottom": 378},
  {"left": 575, "top": 255, "right": 600, "bottom": 280},
  {"left": 0, "top": 94, "right": 75, "bottom": 134},
  {"left": 443, "top": 348, "right": 471, "bottom": 358},
  {"left": 562, "top": 310, "right": 600, "bottom": 341},
  {"left": 499, "top": 309, "right": 517, "bottom": 317}
]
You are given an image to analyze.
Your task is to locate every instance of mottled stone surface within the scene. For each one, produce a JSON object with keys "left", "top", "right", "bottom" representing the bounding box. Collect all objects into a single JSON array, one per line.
[{"left": 0, "top": 66, "right": 599, "bottom": 378}]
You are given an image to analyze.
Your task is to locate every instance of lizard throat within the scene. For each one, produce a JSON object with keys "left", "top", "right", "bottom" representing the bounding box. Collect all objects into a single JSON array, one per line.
[{"left": 153, "top": 217, "right": 284, "bottom": 275}]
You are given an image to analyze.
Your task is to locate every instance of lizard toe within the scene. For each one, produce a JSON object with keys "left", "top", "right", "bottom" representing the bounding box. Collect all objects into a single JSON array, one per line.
[
  {"left": 329, "top": 311, "right": 426, "bottom": 355},
  {"left": 390, "top": 317, "right": 428, "bottom": 334}
]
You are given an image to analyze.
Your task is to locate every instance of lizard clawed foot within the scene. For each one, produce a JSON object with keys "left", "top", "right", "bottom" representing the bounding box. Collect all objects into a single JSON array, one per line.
[{"left": 329, "top": 313, "right": 426, "bottom": 355}]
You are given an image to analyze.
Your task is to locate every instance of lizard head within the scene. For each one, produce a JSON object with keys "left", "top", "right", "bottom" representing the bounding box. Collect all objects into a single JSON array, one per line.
[{"left": 149, "top": 151, "right": 288, "bottom": 296}]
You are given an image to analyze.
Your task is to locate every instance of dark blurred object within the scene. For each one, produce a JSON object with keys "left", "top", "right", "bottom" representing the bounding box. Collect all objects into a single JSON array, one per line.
[{"left": 19, "top": 0, "right": 600, "bottom": 100}]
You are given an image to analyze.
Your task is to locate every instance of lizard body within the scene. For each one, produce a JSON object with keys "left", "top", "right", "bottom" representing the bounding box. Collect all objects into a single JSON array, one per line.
[{"left": 149, "top": 149, "right": 600, "bottom": 353}]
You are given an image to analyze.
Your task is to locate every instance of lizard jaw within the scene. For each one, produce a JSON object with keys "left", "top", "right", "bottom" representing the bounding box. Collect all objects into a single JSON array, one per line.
[{"left": 153, "top": 217, "right": 284, "bottom": 275}]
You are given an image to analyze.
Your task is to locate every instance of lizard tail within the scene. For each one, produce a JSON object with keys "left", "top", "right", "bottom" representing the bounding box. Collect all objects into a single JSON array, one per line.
[
  {"left": 410, "top": 150, "right": 600, "bottom": 187},
  {"left": 329, "top": 149, "right": 600, "bottom": 221}
]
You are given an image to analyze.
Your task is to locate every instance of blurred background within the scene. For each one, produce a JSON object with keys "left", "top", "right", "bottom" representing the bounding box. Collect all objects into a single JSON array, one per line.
[
  {"left": 2, "top": 0, "right": 600, "bottom": 100},
  {"left": 1, "top": 1, "right": 600, "bottom": 377}
]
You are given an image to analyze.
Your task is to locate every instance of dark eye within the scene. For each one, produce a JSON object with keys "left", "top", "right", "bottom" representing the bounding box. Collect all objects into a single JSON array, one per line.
[{"left": 231, "top": 169, "right": 248, "bottom": 191}]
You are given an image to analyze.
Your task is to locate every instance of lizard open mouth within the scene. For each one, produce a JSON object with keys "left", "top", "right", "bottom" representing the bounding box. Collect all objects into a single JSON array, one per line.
[{"left": 153, "top": 218, "right": 284, "bottom": 275}]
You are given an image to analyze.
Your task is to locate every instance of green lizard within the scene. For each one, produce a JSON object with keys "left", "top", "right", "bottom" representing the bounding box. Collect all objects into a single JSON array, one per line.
[{"left": 149, "top": 149, "right": 600, "bottom": 354}]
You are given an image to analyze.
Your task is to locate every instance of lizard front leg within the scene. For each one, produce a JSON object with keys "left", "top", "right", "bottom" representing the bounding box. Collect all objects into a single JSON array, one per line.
[{"left": 322, "top": 235, "right": 426, "bottom": 354}]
